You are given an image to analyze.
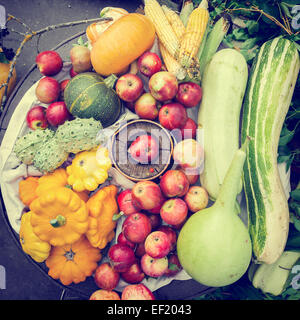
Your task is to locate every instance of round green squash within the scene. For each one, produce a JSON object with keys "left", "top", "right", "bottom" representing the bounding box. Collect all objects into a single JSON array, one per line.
[{"left": 64, "top": 72, "right": 121, "bottom": 128}]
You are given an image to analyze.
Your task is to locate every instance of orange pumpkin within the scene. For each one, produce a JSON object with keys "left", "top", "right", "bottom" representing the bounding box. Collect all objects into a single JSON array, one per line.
[
  {"left": 86, "top": 7, "right": 128, "bottom": 45},
  {"left": 0, "top": 49, "right": 17, "bottom": 103},
  {"left": 46, "top": 236, "right": 102, "bottom": 285},
  {"left": 91, "top": 13, "right": 155, "bottom": 76}
]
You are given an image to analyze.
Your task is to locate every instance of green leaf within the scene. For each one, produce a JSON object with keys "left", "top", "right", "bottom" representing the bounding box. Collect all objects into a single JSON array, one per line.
[
  {"left": 72, "top": 36, "right": 88, "bottom": 48},
  {"left": 232, "top": 28, "right": 249, "bottom": 41},
  {"left": 278, "top": 154, "right": 291, "bottom": 163},
  {"left": 0, "top": 52, "right": 10, "bottom": 64},
  {"left": 279, "top": 121, "right": 299, "bottom": 147},
  {"left": 246, "top": 20, "right": 259, "bottom": 35},
  {"left": 291, "top": 189, "right": 300, "bottom": 202},
  {"left": 240, "top": 37, "right": 259, "bottom": 49},
  {"left": 168, "top": 263, "right": 180, "bottom": 271},
  {"left": 294, "top": 218, "right": 300, "bottom": 232}
]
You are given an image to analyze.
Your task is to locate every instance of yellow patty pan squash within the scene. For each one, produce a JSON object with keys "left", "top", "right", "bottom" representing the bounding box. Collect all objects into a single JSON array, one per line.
[
  {"left": 36, "top": 167, "right": 89, "bottom": 202},
  {"left": 30, "top": 187, "right": 89, "bottom": 246},
  {"left": 19, "top": 211, "right": 51, "bottom": 263},
  {"left": 18, "top": 176, "right": 39, "bottom": 207},
  {"left": 86, "top": 185, "right": 119, "bottom": 249},
  {"left": 46, "top": 236, "right": 102, "bottom": 286},
  {"left": 66, "top": 147, "right": 112, "bottom": 192}
]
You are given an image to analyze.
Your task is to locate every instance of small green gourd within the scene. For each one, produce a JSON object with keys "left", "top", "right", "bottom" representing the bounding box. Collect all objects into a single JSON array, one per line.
[
  {"left": 177, "top": 139, "right": 252, "bottom": 287},
  {"left": 13, "top": 129, "right": 55, "bottom": 165},
  {"left": 54, "top": 117, "right": 102, "bottom": 154},
  {"left": 32, "top": 137, "right": 68, "bottom": 173}
]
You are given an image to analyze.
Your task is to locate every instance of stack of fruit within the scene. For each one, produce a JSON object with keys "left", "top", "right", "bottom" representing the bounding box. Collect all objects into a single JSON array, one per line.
[
  {"left": 115, "top": 51, "right": 202, "bottom": 139},
  {"left": 89, "top": 167, "right": 209, "bottom": 299}
]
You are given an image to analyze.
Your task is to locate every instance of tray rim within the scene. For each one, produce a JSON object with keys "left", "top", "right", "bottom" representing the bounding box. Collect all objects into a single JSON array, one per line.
[{"left": 110, "top": 118, "right": 175, "bottom": 182}]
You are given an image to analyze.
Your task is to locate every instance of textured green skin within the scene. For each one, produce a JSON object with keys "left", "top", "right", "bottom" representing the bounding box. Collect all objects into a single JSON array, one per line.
[
  {"left": 241, "top": 37, "right": 299, "bottom": 263},
  {"left": 13, "top": 129, "right": 55, "bottom": 165},
  {"left": 54, "top": 117, "right": 102, "bottom": 154},
  {"left": 64, "top": 72, "right": 121, "bottom": 128},
  {"left": 32, "top": 137, "right": 68, "bottom": 173}
]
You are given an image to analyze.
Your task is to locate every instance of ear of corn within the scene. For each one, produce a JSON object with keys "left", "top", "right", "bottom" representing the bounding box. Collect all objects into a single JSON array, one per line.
[
  {"left": 196, "top": 19, "right": 211, "bottom": 62},
  {"left": 180, "top": 0, "right": 194, "bottom": 27},
  {"left": 162, "top": 5, "right": 185, "bottom": 41},
  {"left": 178, "top": 0, "right": 209, "bottom": 68},
  {"left": 144, "top": 0, "right": 180, "bottom": 57},
  {"left": 159, "top": 41, "right": 187, "bottom": 80},
  {"left": 198, "top": 16, "right": 231, "bottom": 76}
]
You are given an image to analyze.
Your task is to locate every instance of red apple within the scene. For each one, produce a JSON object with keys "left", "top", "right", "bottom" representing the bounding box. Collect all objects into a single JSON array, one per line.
[
  {"left": 177, "top": 166, "right": 199, "bottom": 185},
  {"left": 117, "top": 189, "right": 140, "bottom": 217},
  {"left": 36, "top": 50, "right": 63, "bottom": 76},
  {"left": 157, "top": 225, "right": 177, "bottom": 251},
  {"left": 184, "top": 186, "right": 209, "bottom": 213},
  {"left": 122, "top": 213, "right": 152, "bottom": 244},
  {"left": 148, "top": 213, "right": 162, "bottom": 230},
  {"left": 46, "top": 101, "right": 70, "bottom": 126},
  {"left": 172, "top": 217, "right": 187, "bottom": 230},
  {"left": 108, "top": 243, "right": 136, "bottom": 272},
  {"left": 140, "top": 253, "right": 168, "bottom": 277},
  {"left": 144, "top": 231, "right": 171, "bottom": 258},
  {"left": 35, "top": 77, "right": 60, "bottom": 104},
  {"left": 173, "top": 138, "right": 204, "bottom": 170},
  {"left": 121, "top": 262, "right": 145, "bottom": 284},
  {"left": 159, "top": 102, "right": 188, "bottom": 130},
  {"left": 138, "top": 51, "right": 162, "bottom": 77},
  {"left": 26, "top": 106, "right": 48, "bottom": 130},
  {"left": 134, "top": 93, "right": 159, "bottom": 120},
  {"left": 135, "top": 241, "right": 146, "bottom": 258},
  {"left": 89, "top": 289, "right": 120, "bottom": 300},
  {"left": 60, "top": 79, "right": 70, "bottom": 100},
  {"left": 176, "top": 81, "right": 202, "bottom": 108},
  {"left": 94, "top": 262, "right": 120, "bottom": 290},
  {"left": 160, "top": 198, "right": 188, "bottom": 226},
  {"left": 180, "top": 118, "right": 197, "bottom": 139},
  {"left": 160, "top": 169, "right": 190, "bottom": 198},
  {"left": 116, "top": 73, "right": 144, "bottom": 102},
  {"left": 164, "top": 253, "right": 182, "bottom": 277},
  {"left": 70, "top": 67, "right": 78, "bottom": 78},
  {"left": 132, "top": 181, "right": 163, "bottom": 210},
  {"left": 70, "top": 45, "right": 92, "bottom": 73},
  {"left": 148, "top": 196, "right": 166, "bottom": 214},
  {"left": 128, "top": 134, "right": 159, "bottom": 164},
  {"left": 117, "top": 232, "right": 136, "bottom": 249},
  {"left": 121, "top": 283, "right": 155, "bottom": 300},
  {"left": 148, "top": 71, "right": 178, "bottom": 101}
]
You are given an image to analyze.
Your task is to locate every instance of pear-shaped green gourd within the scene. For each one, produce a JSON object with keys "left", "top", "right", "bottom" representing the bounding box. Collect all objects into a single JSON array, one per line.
[{"left": 177, "top": 139, "right": 252, "bottom": 287}]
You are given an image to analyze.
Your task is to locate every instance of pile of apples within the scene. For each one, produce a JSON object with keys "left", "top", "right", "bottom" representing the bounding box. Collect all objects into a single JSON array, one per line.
[
  {"left": 26, "top": 45, "right": 92, "bottom": 130},
  {"left": 90, "top": 164, "right": 209, "bottom": 300},
  {"left": 115, "top": 51, "right": 202, "bottom": 139}
]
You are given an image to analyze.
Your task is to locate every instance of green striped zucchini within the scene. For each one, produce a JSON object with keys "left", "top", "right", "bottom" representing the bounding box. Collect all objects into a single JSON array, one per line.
[{"left": 241, "top": 37, "right": 300, "bottom": 264}]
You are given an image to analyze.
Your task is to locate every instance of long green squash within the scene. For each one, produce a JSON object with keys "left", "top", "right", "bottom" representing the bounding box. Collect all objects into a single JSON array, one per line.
[
  {"left": 198, "top": 48, "right": 248, "bottom": 201},
  {"left": 241, "top": 37, "right": 299, "bottom": 264}
]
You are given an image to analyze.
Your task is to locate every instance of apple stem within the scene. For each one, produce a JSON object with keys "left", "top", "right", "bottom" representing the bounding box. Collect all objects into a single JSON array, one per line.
[{"left": 112, "top": 211, "right": 125, "bottom": 221}]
